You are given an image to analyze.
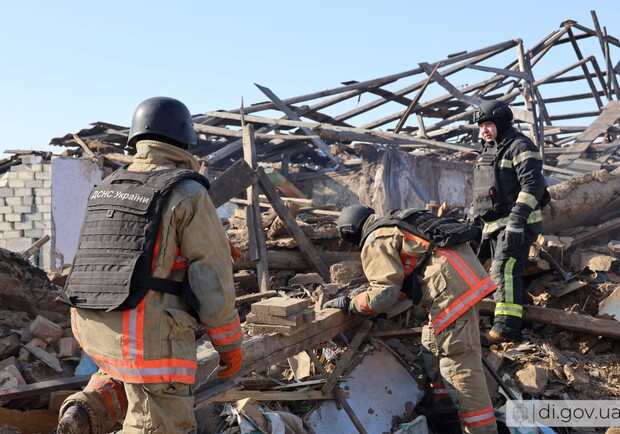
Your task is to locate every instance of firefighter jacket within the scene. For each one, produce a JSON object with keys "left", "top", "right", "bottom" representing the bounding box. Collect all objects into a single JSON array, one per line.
[
  {"left": 471, "top": 128, "right": 546, "bottom": 237},
  {"left": 352, "top": 215, "right": 497, "bottom": 334},
  {"left": 69, "top": 140, "right": 242, "bottom": 385}
]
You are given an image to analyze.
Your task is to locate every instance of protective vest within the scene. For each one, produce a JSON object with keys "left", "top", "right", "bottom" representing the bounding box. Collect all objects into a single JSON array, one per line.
[
  {"left": 63, "top": 167, "right": 210, "bottom": 311},
  {"left": 471, "top": 130, "right": 549, "bottom": 221},
  {"left": 360, "top": 209, "right": 479, "bottom": 302}
]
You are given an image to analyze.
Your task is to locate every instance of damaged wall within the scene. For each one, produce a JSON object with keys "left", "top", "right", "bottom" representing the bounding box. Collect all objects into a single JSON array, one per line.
[{"left": 0, "top": 155, "right": 102, "bottom": 272}]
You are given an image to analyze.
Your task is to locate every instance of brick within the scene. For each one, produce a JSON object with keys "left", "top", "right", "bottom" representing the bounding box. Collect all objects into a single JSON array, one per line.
[
  {"left": 30, "top": 315, "right": 64, "bottom": 344},
  {"left": 24, "top": 180, "right": 44, "bottom": 188},
  {"left": 0, "top": 334, "right": 22, "bottom": 358},
  {"left": 5, "top": 196, "right": 22, "bottom": 205},
  {"left": 17, "top": 170, "right": 36, "bottom": 180},
  {"left": 24, "top": 229, "right": 45, "bottom": 238},
  {"left": 250, "top": 298, "right": 308, "bottom": 317},
  {"left": 13, "top": 205, "right": 34, "bottom": 213},
  {"left": 14, "top": 187, "right": 34, "bottom": 196},
  {"left": 14, "top": 221, "right": 34, "bottom": 230},
  {"left": 288, "top": 272, "right": 326, "bottom": 286},
  {"left": 0, "top": 188, "right": 15, "bottom": 198},
  {"left": 9, "top": 179, "right": 26, "bottom": 188},
  {"left": 26, "top": 337, "right": 48, "bottom": 351},
  {"left": 59, "top": 337, "right": 81, "bottom": 358},
  {"left": 34, "top": 171, "right": 51, "bottom": 180},
  {"left": 0, "top": 356, "right": 19, "bottom": 372},
  {"left": 25, "top": 212, "right": 44, "bottom": 221},
  {"left": 0, "top": 364, "right": 26, "bottom": 405},
  {"left": 246, "top": 309, "right": 315, "bottom": 326},
  {"left": 0, "top": 222, "right": 14, "bottom": 231},
  {"left": 5, "top": 213, "right": 23, "bottom": 222}
]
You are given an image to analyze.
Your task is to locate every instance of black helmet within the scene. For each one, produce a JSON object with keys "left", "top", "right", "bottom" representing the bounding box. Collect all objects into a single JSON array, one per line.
[
  {"left": 128, "top": 97, "right": 197, "bottom": 149},
  {"left": 472, "top": 99, "right": 513, "bottom": 125},
  {"left": 337, "top": 205, "right": 375, "bottom": 246}
]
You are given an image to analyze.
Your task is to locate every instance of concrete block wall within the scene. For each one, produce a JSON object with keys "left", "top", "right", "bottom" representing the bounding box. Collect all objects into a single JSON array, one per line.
[
  {"left": 0, "top": 155, "right": 53, "bottom": 268},
  {"left": 0, "top": 155, "right": 103, "bottom": 272}
]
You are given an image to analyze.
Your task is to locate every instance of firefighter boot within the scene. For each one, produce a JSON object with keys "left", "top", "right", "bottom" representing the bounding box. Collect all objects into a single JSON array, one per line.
[
  {"left": 57, "top": 404, "right": 91, "bottom": 434},
  {"left": 480, "top": 327, "right": 522, "bottom": 347}
]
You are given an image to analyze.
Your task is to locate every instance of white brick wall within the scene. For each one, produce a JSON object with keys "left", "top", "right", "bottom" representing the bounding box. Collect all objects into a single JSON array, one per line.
[{"left": 0, "top": 155, "right": 103, "bottom": 272}]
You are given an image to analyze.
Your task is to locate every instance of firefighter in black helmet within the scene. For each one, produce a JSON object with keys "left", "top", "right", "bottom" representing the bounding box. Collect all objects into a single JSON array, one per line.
[
  {"left": 326, "top": 205, "right": 498, "bottom": 433},
  {"left": 58, "top": 97, "right": 243, "bottom": 433},
  {"left": 469, "top": 99, "right": 548, "bottom": 346}
]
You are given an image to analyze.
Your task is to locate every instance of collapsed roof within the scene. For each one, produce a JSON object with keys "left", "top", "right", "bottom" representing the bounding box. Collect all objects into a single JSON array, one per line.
[{"left": 50, "top": 12, "right": 620, "bottom": 183}]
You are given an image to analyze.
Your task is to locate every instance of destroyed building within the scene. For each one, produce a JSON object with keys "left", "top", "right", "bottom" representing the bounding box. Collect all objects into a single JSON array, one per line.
[{"left": 1, "top": 11, "right": 620, "bottom": 434}]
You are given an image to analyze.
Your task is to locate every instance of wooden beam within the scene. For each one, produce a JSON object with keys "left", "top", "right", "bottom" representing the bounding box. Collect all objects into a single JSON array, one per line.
[
  {"left": 214, "top": 389, "right": 338, "bottom": 402},
  {"left": 243, "top": 123, "right": 271, "bottom": 292},
  {"left": 234, "top": 250, "right": 359, "bottom": 272},
  {"left": 478, "top": 299, "right": 620, "bottom": 340},
  {"left": 255, "top": 84, "right": 340, "bottom": 165}
]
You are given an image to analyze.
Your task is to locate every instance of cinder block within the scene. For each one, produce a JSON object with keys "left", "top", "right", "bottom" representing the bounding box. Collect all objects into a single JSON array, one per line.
[
  {"left": 6, "top": 237, "right": 35, "bottom": 252},
  {"left": 17, "top": 170, "right": 37, "bottom": 180},
  {"left": 5, "top": 213, "right": 23, "bottom": 222},
  {"left": 246, "top": 309, "right": 315, "bottom": 326},
  {"left": 34, "top": 171, "right": 51, "bottom": 180},
  {"left": 30, "top": 315, "right": 64, "bottom": 344},
  {"left": 24, "top": 180, "right": 44, "bottom": 188},
  {"left": 250, "top": 298, "right": 308, "bottom": 317},
  {"left": 5, "top": 196, "right": 21, "bottom": 205},
  {"left": 14, "top": 187, "right": 34, "bottom": 197},
  {"left": 0, "top": 187, "right": 15, "bottom": 198}
]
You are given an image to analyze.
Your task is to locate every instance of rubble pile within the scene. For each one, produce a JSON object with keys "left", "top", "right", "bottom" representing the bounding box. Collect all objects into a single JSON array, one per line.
[{"left": 1, "top": 10, "right": 620, "bottom": 434}]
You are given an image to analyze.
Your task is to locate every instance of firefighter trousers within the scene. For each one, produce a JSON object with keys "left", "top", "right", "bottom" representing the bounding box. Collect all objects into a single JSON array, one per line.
[
  {"left": 59, "top": 369, "right": 197, "bottom": 434},
  {"left": 422, "top": 307, "right": 497, "bottom": 434}
]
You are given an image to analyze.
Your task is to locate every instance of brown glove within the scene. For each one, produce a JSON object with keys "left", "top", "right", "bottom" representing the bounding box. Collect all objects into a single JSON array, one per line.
[{"left": 217, "top": 347, "right": 243, "bottom": 378}]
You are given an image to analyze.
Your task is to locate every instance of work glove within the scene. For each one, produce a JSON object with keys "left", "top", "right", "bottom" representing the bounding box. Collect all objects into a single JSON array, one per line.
[
  {"left": 217, "top": 347, "right": 243, "bottom": 378},
  {"left": 505, "top": 215, "right": 526, "bottom": 247},
  {"left": 323, "top": 296, "right": 352, "bottom": 313}
]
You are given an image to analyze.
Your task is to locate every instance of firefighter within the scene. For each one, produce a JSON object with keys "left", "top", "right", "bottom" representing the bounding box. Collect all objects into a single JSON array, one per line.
[
  {"left": 57, "top": 97, "right": 243, "bottom": 434},
  {"left": 325, "top": 205, "right": 498, "bottom": 434},
  {"left": 469, "top": 99, "right": 548, "bottom": 346}
]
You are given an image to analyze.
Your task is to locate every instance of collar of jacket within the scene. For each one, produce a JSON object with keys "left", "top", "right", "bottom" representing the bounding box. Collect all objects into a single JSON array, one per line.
[{"left": 130, "top": 140, "right": 200, "bottom": 172}]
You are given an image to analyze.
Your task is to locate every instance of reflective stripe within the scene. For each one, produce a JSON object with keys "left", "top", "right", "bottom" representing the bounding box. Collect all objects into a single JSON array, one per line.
[
  {"left": 88, "top": 353, "right": 197, "bottom": 383},
  {"left": 516, "top": 191, "right": 538, "bottom": 209},
  {"left": 482, "top": 209, "right": 543, "bottom": 234},
  {"left": 86, "top": 377, "right": 127, "bottom": 421},
  {"left": 504, "top": 257, "right": 516, "bottom": 303},
  {"left": 207, "top": 314, "right": 243, "bottom": 346},
  {"left": 495, "top": 302, "right": 523, "bottom": 318},
  {"left": 460, "top": 407, "right": 496, "bottom": 428},
  {"left": 498, "top": 158, "right": 513, "bottom": 169},
  {"left": 353, "top": 292, "right": 373, "bottom": 315},
  {"left": 431, "top": 382, "right": 450, "bottom": 398},
  {"left": 432, "top": 276, "right": 496, "bottom": 334},
  {"left": 401, "top": 232, "right": 496, "bottom": 334},
  {"left": 513, "top": 150, "right": 542, "bottom": 165},
  {"left": 172, "top": 246, "right": 188, "bottom": 270},
  {"left": 401, "top": 250, "right": 415, "bottom": 276}
]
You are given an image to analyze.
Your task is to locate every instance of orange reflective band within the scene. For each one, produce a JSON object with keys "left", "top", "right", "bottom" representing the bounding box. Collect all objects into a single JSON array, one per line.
[
  {"left": 207, "top": 315, "right": 243, "bottom": 346},
  {"left": 353, "top": 293, "right": 373, "bottom": 315},
  {"left": 86, "top": 377, "right": 127, "bottom": 421},
  {"left": 86, "top": 352, "right": 198, "bottom": 384},
  {"left": 121, "top": 297, "right": 147, "bottom": 361},
  {"left": 460, "top": 407, "right": 496, "bottom": 428},
  {"left": 432, "top": 276, "right": 496, "bottom": 334}
]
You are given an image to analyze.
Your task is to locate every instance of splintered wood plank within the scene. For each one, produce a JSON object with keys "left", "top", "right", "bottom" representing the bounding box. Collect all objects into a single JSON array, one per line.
[
  {"left": 194, "top": 310, "right": 364, "bottom": 405},
  {"left": 207, "top": 159, "right": 258, "bottom": 209},
  {"left": 556, "top": 100, "right": 620, "bottom": 168}
]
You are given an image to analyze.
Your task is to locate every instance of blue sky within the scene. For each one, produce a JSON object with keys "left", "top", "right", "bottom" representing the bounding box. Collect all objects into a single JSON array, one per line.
[{"left": 1, "top": 1, "right": 619, "bottom": 159}]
